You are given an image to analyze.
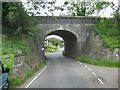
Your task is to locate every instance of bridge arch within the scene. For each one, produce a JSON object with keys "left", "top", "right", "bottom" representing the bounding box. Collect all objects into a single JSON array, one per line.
[
  {"left": 44, "top": 30, "right": 78, "bottom": 57},
  {"left": 33, "top": 16, "right": 96, "bottom": 60}
]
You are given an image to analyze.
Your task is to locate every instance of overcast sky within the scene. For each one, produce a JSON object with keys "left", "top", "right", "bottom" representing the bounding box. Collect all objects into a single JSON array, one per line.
[{"left": 22, "top": 0, "right": 119, "bottom": 17}]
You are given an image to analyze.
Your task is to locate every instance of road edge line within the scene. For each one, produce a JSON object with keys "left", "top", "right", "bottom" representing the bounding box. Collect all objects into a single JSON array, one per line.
[
  {"left": 25, "top": 66, "right": 47, "bottom": 88},
  {"left": 76, "top": 61, "right": 83, "bottom": 64}
]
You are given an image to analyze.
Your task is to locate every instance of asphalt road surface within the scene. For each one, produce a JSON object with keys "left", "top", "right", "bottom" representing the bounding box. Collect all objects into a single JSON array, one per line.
[{"left": 20, "top": 48, "right": 118, "bottom": 88}]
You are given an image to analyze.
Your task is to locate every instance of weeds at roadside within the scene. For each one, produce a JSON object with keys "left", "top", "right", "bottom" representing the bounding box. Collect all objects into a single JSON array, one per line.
[
  {"left": 9, "top": 61, "right": 46, "bottom": 88},
  {"left": 76, "top": 56, "right": 120, "bottom": 68}
]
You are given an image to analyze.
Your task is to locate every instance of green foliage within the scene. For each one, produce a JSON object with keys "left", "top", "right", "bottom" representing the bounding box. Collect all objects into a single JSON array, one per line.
[
  {"left": 2, "top": 2, "right": 46, "bottom": 88},
  {"left": 113, "top": 8, "right": 120, "bottom": 18},
  {"left": 59, "top": 0, "right": 115, "bottom": 16},
  {"left": 44, "top": 38, "right": 64, "bottom": 52},
  {"left": 2, "top": 34, "right": 30, "bottom": 55},
  {"left": 46, "top": 38, "right": 63, "bottom": 47},
  {"left": 76, "top": 56, "right": 120, "bottom": 68},
  {"left": 44, "top": 43, "right": 58, "bottom": 52},
  {"left": 95, "top": 2, "right": 114, "bottom": 12},
  {"left": 62, "top": 51, "right": 65, "bottom": 56},
  {"left": 2, "top": 3, "right": 41, "bottom": 72},
  {"left": 0, "top": 54, "right": 14, "bottom": 70},
  {"left": 24, "top": 1, "right": 57, "bottom": 16},
  {"left": 92, "top": 18, "right": 119, "bottom": 50},
  {"left": 2, "top": 2, "right": 39, "bottom": 37},
  {"left": 1, "top": 34, "right": 30, "bottom": 71},
  {"left": 23, "top": 0, "right": 115, "bottom": 16},
  {"left": 9, "top": 76, "right": 20, "bottom": 88},
  {"left": 9, "top": 62, "right": 46, "bottom": 88},
  {"left": 9, "top": 69, "right": 34, "bottom": 88}
]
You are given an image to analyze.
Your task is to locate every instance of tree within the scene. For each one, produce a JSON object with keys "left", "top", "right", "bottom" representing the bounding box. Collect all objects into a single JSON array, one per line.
[
  {"left": 2, "top": 2, "right": 38, "bottom": 37},
  {"left": 46, "top": 38, "right": 63, "bottom": 47},
  {"left": 23, "top": 0, "right": 58, "bottom": 16},
  {"left": 59, "top": 0, "right": 115, "bottom": 16},
  {"left": 8, "top": 1, "right": 116, "bottom": 17}
]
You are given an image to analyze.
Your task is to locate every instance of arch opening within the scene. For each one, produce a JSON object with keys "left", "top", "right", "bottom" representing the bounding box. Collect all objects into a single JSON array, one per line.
[
  {"left": 44, "top": 30, "right": 78, "bottom": 58},
  {"left": 44, "top": 35, "right": 64, "bottom": 53}
]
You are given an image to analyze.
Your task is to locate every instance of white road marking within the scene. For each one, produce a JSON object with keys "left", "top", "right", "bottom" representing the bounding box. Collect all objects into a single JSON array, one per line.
[
  {"left": 25, "top": 66, "right": 47, "bottom": 88},
  {"left": 84, "top": 65, "right": 87, "bottom": 67},
  {"left": 76, "top": 61, "right": 83, "bottom": 64},
  {"left": 88, "top": 68, "right": 92, "bottom": 71},
  {"left": 98, "top": 78, "right": 104, "bottom": 84},
  {"left": 76, "top": 61, "right": 98, "bottom": 78},
  {"left": 92, "top": 72, "right": 96, "bottom": 75}
]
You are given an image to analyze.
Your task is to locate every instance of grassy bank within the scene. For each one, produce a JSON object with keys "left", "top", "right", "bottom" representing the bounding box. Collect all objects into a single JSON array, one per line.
[
  {"left": 2, "top": 35, "right": 47, "bottom": 88},
  {"left": 9, "top": 61, "right": 46, "bottom": 88},
  {"left": 2, "top": 2, "right": 46, "bottom": 88},
  {"left": 76, "top": 56, "right": 120, "bottom": 68},
  {"left": 92, "top": 18, "right": 119, "bottom": 51}
]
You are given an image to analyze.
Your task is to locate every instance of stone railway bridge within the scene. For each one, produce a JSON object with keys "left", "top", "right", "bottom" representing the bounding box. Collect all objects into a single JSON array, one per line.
[{"left": 28, "top": 16, "right": 98, "bottom": 60}]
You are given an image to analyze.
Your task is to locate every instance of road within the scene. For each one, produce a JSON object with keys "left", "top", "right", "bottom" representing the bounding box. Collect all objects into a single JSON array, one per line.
[{"left": 20, "top": 48, "right": 118, "bottom": 88}]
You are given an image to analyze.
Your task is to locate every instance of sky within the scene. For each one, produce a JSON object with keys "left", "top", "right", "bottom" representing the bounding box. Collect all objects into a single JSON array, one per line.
[
  {"left": 22, "top": 0, "right": 119, "bottom": 17},
  {"left": 22, "top": 0, "right": 119, "bottom": 40},
  {"left": 46, "top": 35, "right": 63, "bottom": 41}
]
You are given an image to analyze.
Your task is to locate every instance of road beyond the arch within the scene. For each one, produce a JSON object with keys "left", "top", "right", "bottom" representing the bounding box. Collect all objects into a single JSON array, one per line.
[{"left": 20, "top": 48, "right": 118, "bottom": 88}]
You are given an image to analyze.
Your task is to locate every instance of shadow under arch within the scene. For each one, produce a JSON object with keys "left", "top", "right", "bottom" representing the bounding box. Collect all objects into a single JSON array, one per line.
[{"left": 45, "top": 30, "right": 78, "bottom": 58}]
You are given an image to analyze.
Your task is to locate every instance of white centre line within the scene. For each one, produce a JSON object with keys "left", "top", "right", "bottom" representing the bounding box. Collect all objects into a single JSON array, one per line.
[
  {"left": 84, "top": 65, "right": 87, "bottom": 67},
  {"left": 98, "top": 78, "right": 104, "bottom": 84},
  {"left": 92, "top": 72, "right": 96, "bottom": 75},
  {"left": 76, "top": 61, "right": 98, "bottom": 78},
  {"left": 88, "top": 68, "right": 92, "bottom": 71},
  {"left": 25, "top": 66, "right": 47, "bottom": 88}
]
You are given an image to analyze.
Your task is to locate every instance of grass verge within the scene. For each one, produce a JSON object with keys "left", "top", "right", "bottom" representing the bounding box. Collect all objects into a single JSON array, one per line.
[
  {"left": 76, "top": 56, "right": 120, "bottom": 68},
  {"left": 9, "top": 61, "right": 47, "bottom": 88}
]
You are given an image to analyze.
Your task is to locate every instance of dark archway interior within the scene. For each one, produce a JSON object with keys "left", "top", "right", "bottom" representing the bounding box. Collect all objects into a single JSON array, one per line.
[{"left": 46, "top": 30, "right": 77, "bottom": 57}]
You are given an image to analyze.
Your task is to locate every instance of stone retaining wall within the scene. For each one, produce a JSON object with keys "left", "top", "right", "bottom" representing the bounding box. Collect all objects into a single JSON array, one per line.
[{"left": 82, "top": 30, "right": 119, "bottom": 61}]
